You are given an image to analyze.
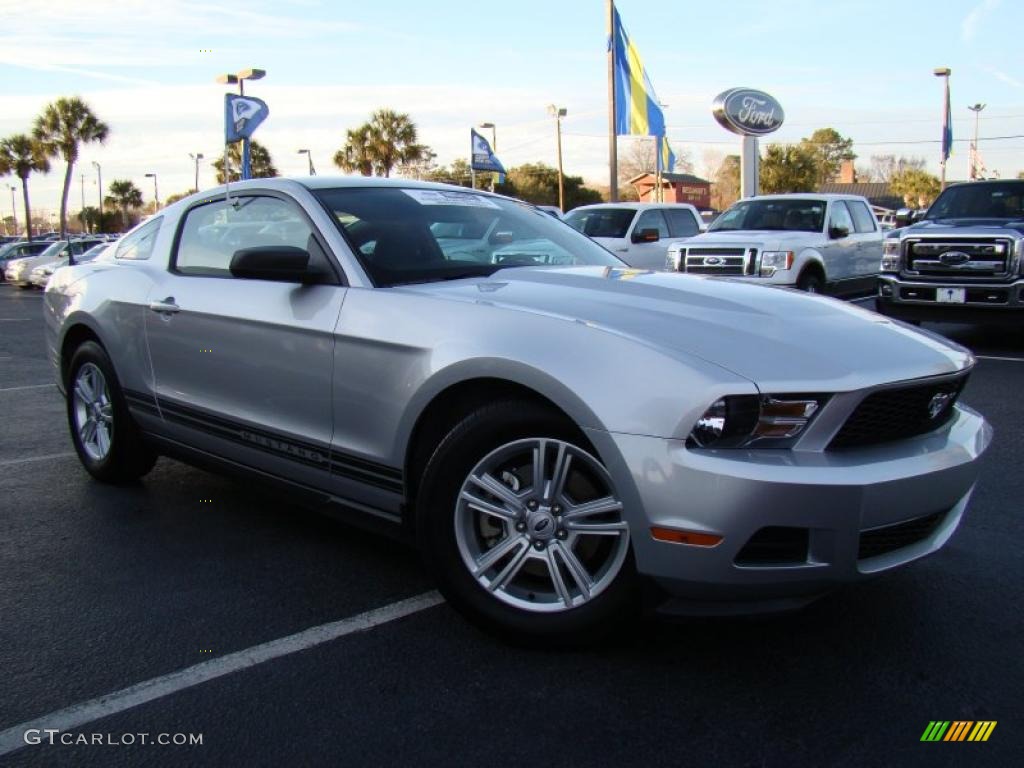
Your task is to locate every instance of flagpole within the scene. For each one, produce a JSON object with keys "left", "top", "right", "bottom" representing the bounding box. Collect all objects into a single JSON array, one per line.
[{"left": 607, "top": 0, "right": 618, "bottom": 202}]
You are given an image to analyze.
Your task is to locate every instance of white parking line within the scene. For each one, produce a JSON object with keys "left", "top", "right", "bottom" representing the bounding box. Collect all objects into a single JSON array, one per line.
[
  {"left": 976, "top": 354, "right": 1024, "bottom": 363},
  {"left": 0, "top": 591, "right": 444, "bottom": 757},
  {"left": 0, "top": 383, "right": 53, "bottom": 393},
  {"left": 0, "top": 452, "right": 76, "bottom": 468},
  {"left": 0, "top": 318, "right": 31, "bottom": 321}
]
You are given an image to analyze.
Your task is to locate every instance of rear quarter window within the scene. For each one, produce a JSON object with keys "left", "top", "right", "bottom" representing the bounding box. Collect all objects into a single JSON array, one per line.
[{"left": 115, "top": 217, "right": 163, "bottom": 261}]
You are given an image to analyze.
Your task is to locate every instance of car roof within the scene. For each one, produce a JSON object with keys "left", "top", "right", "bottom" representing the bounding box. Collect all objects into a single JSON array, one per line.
[
  {"left": 737, "top": 193, "right": 867, "bottom": 202},
  {"left": 567, "top": 202, "right": 698, "bottom": 212}
]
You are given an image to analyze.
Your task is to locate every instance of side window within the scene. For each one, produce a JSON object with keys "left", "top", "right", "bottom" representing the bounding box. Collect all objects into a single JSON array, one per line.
[
  {"left": 665, "top": 209, "right": 699, "bottom": 238},
  {"left": 828, "top": 201, "right": 855, "bottom": 235},
  {"left": 116, "top": 218, "right": 163, "bottom": 261},
  {"left": 174, "top": 196, "right": 323, "bottom": 277},
  {"left": 848, "top": 201, "right": 877, "bottom": 233},
  {"left": 635, "top": 209, "right": 670, "bottom": 238}
]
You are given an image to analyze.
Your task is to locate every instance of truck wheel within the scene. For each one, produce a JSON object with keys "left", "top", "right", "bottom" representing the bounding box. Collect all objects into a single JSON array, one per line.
[
  {"left": 416, "top": 399, "right": 638, "bottom": 644},
  {"left": 797, "top": 271, "right": 824, "bottom": 293}
]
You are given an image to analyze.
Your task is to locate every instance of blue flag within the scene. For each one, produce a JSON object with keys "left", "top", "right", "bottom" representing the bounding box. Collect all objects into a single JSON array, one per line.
[
  {"left": 470, "top": 129, "right": 506, "bottom": 180},
  {"left": 225, "top": 94, "right": 269, "bottom": 143},
  {"left": 610, "top": 7, "right": 666, "bottom": 138},
  {"left": 656, "top": 136, "right": 676, "bottom": 174}
]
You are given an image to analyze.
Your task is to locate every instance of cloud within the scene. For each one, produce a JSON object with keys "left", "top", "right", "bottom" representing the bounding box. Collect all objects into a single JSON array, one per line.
[
  {"left": 961, "top": 0, "right": 1001, "bottom": 42},
  {"left": 982, "top": 67, "right": 1023, "bottom": 89}
]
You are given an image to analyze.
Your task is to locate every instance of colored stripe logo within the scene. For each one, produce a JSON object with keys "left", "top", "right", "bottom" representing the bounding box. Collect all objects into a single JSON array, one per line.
[{"left": 921, "top": 721, "right": 997, "bottom": 742}]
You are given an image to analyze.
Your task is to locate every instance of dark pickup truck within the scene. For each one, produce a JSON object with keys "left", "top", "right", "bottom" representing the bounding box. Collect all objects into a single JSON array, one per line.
[{"left": 877, "top": 180, "right": 1024, "bottom": 324}]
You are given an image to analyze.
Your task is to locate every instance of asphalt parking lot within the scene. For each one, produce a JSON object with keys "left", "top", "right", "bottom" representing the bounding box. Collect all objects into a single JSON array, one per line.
[{"left": 0, "top": 284, "right": 1020, "bottom": 767}]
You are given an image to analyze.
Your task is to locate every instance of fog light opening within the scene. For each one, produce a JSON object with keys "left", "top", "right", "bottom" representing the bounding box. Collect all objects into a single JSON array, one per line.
[{"left": 651, "top": 527, "right": 723, "bottom": 547}]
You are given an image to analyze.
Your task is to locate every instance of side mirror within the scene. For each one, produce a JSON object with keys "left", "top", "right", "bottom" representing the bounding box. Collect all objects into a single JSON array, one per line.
[
  {"left": 828, "top": 225, "right": 850, "bottom": 239},
  {"left": 489, "top": 231, "right": 514, "bottom": 245},
  {"left": 632, "top": 227, "right": 660, "bottom": 243},
  {"left": 230, "top": 246, "right": 321, "bottom": 283},
  {"left": 894, "top": 208, "right": 913, "bottom": 227}
]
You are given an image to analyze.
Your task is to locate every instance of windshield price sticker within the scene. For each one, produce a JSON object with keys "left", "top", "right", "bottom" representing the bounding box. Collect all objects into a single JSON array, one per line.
[{"left": 402, "top": 190, "right": 500, "bottom": 209}]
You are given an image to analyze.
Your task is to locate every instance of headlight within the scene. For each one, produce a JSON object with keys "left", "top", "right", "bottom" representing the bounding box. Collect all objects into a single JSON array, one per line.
[
  {"left": 666, "top": 247, "right": 682, "bottom": 272},
  {"left": 759, "top": 250, "right": 794, "bottom": 277},
  {"left": 688, "top": 394, "right": 824, "bottom": 449},
  {"left": 881, "top": 239, "right": 901, "bottom": 272}
]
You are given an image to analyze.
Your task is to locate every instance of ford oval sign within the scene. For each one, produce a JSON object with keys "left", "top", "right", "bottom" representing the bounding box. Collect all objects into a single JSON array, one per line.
[{"left": 713, "top": 88, "right": 784, "bottom": 136}]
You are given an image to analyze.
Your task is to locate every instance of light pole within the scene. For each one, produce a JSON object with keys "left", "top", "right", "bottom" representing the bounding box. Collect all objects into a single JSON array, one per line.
[
  {"left": 145, "top": 173, "right": 159, "bottom": 209},
  {"left": 190, "top": 152, "right": 204, "bottom": 191},
  {"left": 968, "top": 103, "right": 985, "bottom": 180},
  {"left": 297, "top": 149, "right": 316, "bottom": 176},
  {"left": 92, "top": 161, "right": 103, "bottom": 229},
  {"left": 547, "top": 105, "right": 567, "bottom": 212},
  {"left": 9, "top": 185, "right": 17, "bottom": 237},
  {"left": 934, "top": 67, "right": 952, "bottom": 191},
  {"left": 216, "top": 68, "right": 266, "bottom": 181},
  {"left": 479, "top": 122, "right": 497, "bottom": 191}
]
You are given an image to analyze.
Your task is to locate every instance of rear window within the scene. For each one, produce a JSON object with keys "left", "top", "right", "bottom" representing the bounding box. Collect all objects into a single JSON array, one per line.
[{"left": 564, "top": 208, "right": 637, "bottom": 239}]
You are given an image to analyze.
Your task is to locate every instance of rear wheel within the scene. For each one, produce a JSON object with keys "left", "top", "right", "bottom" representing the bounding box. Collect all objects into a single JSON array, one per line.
[
  {"left": 417, "top": 400, "right": 638, "bottom": 643},
  {"left": 66, "top": 341, "right": 157, "bottom": 483}
]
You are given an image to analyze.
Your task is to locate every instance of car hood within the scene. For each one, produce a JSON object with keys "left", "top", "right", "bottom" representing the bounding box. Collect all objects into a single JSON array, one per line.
[
  {"left": 685, "top": 230, "right": 823, "bottom": 248},
  {"left": 904, "top": 219, "right": 1024, "bottom": 236},
  {"left": 398, "top": 267, "right": 971, "bottom": 392}
]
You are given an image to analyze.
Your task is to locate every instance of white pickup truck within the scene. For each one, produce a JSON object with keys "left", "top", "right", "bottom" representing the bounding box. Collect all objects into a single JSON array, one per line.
[{"left": 667, "top": 193, "right": 883, "bottom": 294}]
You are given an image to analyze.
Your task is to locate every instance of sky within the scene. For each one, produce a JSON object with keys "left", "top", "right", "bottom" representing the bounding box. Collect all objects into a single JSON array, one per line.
[{"left": 1, "top": 0, "right": 1022, "bottom": 217}]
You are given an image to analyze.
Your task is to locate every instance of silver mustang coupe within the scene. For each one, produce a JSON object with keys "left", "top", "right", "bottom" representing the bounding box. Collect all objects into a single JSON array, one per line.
[{"left": 44, "top": 178, "right": 990, "bottom": 641}]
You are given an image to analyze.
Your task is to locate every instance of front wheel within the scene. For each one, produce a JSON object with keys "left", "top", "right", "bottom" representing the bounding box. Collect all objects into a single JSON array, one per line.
[
  {"left": 417, "top": 400, "right": 638, "bottom": 643},
  {"left": 797, "top": 271, "right": 824, "bottom": 293},
  {"left": 66, "top": 341, "right": 157, "bottom": 483}
]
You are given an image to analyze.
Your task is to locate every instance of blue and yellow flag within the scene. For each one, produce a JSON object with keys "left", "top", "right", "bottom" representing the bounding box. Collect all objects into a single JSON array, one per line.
[
  {"left": 657, "top": 136, "right": 675, "bottom": 174},
  {"left": 611, "top": 7, "right": 665, "bottom": 138},
  {"left": 941, "top": 79, "right": 953, "bottom": 162}
]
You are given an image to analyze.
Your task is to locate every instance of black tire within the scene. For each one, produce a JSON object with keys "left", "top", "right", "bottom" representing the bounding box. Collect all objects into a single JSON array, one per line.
[
  {"left": 416, "top": 399, "right": 639, "bottom": 645},
  {"left": 66, "top": 340, "right": 157, "bottom": 483},
  {"left": 797, "top": 270, "right": 824, "bottom": 293}
]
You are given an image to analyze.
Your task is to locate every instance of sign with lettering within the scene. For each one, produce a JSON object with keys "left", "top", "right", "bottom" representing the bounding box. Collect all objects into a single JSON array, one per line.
[{"left": 712, "top": 88, "right": 784, "bottom": 136}]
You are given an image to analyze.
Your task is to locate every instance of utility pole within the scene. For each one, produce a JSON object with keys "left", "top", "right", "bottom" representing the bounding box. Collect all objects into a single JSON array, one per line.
[
  {"left": 548, "top": 105, "right": 567, "bottom": 212},
  {"left": 9, "top": 185, "right": 17, "bottom": 237},
  {"left": 79, "top": 173, "right": 85, "bottom": 231},
  {"left": 190, "top": 152, "right": 204, "bottom": 190},
  {"left": 607, "top": 0, "right": 618, "bottom": 201},
  {"left": 92, "top": 161, "right": 103, "bottom": 230},
  {"left": 934, "top": 67, "right": 952, "bottom": 191},
  {"left": 968, "top": 103, "right": 985, "bottom": 180}
]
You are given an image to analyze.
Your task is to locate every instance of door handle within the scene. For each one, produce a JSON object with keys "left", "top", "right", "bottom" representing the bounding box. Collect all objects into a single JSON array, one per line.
[{"left": 149, "top": 297, "right": 180, "bottom": 315}]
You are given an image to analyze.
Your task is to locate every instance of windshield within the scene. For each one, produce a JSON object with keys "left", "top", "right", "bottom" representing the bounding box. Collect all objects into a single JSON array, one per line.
[
  {"left": 563, "top": 207, "right": 636, "bottom": 239},
  {"left": 926, "top": 182, "right": 1024, "bottom": 220},
  {"left": 709, "top": 199, "right": 826, "bottom": 233},
  {"left": 314, "top": 187, "right": 624, "bottom": 287},
  {"left": 36, "top": 241, "right": 67, "bottom": 259}
]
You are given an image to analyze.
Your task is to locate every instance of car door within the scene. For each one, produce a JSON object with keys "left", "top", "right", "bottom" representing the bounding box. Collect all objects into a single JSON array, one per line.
[
  {"left": 626, "top": 208, "right": 671, "bottom": 270},
  {"left": 823, "top": 200, "right": 857, "bottom": 282},
  {"left": 846, "top": 199, "right": 883, "bottom": 279},
  {"left": 144, "top": 192, "right": 347, "bottom": 492}
]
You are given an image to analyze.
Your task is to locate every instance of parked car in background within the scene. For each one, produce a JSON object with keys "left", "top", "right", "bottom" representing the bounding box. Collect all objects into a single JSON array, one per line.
[
  {"left": 0, "top": 240, "right": 51, "bottom": 280},
  {"left": 877, "top": 179, "right": 1024, "bottom": 324},
  {"left": 669, "top": 194, "right": 883, "bottom": 295},
  {"left": 44, "top": 177, "right": 989, "bottom": 641},
  {"left": 29, "top": 242, "right": 112, "bottom": 287},
  {"left": 564, "top": 202, "right": 703, "bottom": 270},
  {"left": 4, "top": 238, "right": 105, "bottom": 287}
]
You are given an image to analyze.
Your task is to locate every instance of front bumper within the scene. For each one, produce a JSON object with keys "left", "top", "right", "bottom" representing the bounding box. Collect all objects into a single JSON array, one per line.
[
  {"left": 877, "top": 275, "right": 1024, "bottom": 323},
  {"left": 587, "top": 403, "right": 990, "bottom": 615}
]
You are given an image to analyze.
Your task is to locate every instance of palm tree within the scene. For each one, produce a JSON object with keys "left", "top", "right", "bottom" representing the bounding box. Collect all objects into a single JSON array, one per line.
[
  {"left": 33, "top": 97, "right": 109, "bottom": 239},
  {"left": 212, "top": 140, "right": 278, "bottom": 183},
  {"left": 366, "top": 109, "right": 430, "bottom": 178},
  {"left": 0, "top": 134, "right": 50, "bottom": 241},
  {"left": 104, "top": 179, "right": 143, "bottom": 230},
  {"left": 334, "top": 110, "right": 432, "bottom": 178},
  {"left": 334, "top": 124, "right": 374, "bottom": 176}
]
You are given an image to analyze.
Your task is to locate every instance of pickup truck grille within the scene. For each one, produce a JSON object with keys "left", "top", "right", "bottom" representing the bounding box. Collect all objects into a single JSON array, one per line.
[
  {"left": 904, "top": 238, "right": 1013, "bottom": 280},
  {"left": 682, "top": 247, "right": 754, "bottom": 276},
  {"left": 828, "top": 373, "right": 968, "bottom": 451}
]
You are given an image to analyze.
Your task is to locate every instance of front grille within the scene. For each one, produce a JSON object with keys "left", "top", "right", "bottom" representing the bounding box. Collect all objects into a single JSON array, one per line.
[
  {"left": 828, "top": 374, "right": 968, "bottom": 451},
  {"left": 904, "top": 238, "right": 1013, "bottom": 279},
  {"left": 858, "top": 511, "right": 946, "bottom": 560},
  {"left": 683, "top": 247, "right": 754, "bottom": 276}
]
